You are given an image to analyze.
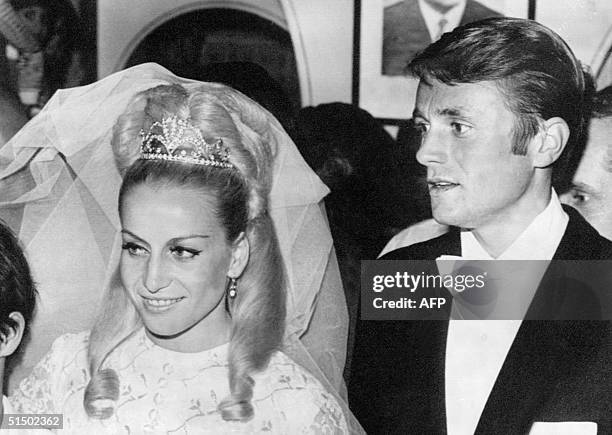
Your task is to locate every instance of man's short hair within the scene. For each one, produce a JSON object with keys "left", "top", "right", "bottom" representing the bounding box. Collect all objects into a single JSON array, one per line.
[
  {"left": 408, "top": 17, "right": 593, "bottom": 163},
  {"left": 0, "top": 222, "right": 36, "bottom": 351},
  {"left": 589, "top": 86, "right": 612, "bottom": 175}
]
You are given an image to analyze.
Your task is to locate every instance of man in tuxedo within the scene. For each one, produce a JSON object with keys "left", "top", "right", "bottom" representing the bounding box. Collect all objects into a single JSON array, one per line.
[
  {"left": 562, "top": 86, "right": 612, "bottom": 241},
  {"left": 350, "top": 18, "right": 612, "bottom": 434},
  {"left": 382, "top": 0, "right": 501, "bottom": 76}
]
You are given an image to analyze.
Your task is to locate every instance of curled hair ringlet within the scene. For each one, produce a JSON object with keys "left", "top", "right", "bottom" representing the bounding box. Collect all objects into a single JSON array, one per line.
[{"left": 86, "top": 83, "right": 286, "bottom": 422}]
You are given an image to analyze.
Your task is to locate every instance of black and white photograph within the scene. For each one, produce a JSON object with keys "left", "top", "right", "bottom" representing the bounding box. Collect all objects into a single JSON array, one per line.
[{"left": 0, "top": 0, "right": 610, "bottom": 433}]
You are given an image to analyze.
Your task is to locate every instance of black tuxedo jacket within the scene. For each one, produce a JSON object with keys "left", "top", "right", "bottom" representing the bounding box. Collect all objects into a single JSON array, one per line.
[
  {"left": 349, "top": 206, "right": 612, "bottom": 434},
  {"left": 382, "top": 0, "right": 502, "bottom": 75}
]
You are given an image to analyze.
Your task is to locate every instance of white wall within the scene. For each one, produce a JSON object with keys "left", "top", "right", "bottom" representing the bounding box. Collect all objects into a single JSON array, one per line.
[
  {"left": 98, "top": 0, "right": 611, "bottom": 110},
  {"left": 537, "top": 0, "right": 612, "bottom": 70},
  {"left": 280, "top": 0, "right": 354, "bottom": 105}
]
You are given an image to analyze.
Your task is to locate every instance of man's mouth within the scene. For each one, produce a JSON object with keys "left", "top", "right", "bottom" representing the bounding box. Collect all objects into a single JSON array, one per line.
[{"left": 428, "top": 179, "right": 459, "bottom": 191}]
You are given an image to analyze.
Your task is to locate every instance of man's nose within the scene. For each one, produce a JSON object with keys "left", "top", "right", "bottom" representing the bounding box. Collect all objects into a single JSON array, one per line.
[
  {"left": 144, "top": 255, "right": 170, "bottom": 293},
  {"left": 416, "top": 128, "right": 448, "bottom": 166}
]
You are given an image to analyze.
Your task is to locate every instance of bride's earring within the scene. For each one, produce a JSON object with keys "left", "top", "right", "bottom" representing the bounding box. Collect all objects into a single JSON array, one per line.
[{"left": 228, "top": 277, "right": 238, "bottom": 299}]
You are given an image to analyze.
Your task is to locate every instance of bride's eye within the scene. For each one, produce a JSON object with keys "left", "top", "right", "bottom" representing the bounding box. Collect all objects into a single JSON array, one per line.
[
  {"left": 170, "top": 246, "right": 202, "bottom": 259},
  {"left": 122, "top": 242, "right": 148, "bottom": 257}
]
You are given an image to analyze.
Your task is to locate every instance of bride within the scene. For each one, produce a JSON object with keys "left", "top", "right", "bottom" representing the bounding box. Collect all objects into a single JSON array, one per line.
[{"left": 6, "top": 65, "right": 359, "bottom": 433}]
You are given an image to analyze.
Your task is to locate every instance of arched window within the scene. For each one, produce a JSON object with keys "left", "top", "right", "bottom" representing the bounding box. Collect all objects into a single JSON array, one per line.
[{"left": 125, "top": 8, "right": 300, "bottom": 111}]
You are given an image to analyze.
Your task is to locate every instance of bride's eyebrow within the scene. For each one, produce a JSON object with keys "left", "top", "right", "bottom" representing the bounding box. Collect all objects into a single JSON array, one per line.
[
  {"left": 121, "top": 229, "right": 147, "bottom": 244},
  {"left": 169, "top": 235, "right": 211, "bottom": 244}
]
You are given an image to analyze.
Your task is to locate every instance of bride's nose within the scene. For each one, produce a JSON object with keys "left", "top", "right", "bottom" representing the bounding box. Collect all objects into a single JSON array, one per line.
[{"left": 143, "top": 255, "right": 170, "bottom": 293}]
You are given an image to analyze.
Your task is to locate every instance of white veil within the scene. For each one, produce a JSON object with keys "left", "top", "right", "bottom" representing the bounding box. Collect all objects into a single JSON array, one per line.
[{"left": 0, "top": 63, "right": 361, "bottom": 432}]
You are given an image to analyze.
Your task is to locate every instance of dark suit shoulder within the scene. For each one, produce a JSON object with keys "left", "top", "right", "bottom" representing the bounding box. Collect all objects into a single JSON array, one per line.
[
  {"left": 381, "top": 228, "right": 460, "bottom": 260},
  {"left": 556, "top": 205, "right": 612, "bottom": 259}
]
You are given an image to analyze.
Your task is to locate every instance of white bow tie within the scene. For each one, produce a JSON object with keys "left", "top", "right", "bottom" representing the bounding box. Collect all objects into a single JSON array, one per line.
[{"left": 435, "top": 255, "right": 465, "bottom": 277}]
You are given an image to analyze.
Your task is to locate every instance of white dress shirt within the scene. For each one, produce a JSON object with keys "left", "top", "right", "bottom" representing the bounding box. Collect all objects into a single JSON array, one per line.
[
  {"left": 2, "top": 396, "right": 14, "bottom": 432},
  {"left": 2, "top": 393, "right": 11, "bottom": 413},
  {"left": 418, "top": 0, "right": 466, "bottom": 41},
  {"left": 445, "top": 191, "right": 568, "bottom": 435}
]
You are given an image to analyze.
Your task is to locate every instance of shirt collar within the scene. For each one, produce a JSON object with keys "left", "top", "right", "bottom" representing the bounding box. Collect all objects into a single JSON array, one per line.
[
  {"left": 418, "top": 0, "right": 466, "bottom": 41},
  {"left": 461, "top": 189, "right": 569, "bottom": 260},
  {"left": 2, "top": 394, "right": 12, "bottom": 414}
]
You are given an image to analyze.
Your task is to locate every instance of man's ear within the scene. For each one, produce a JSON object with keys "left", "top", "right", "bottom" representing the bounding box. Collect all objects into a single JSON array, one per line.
[
  {"left": 228, "top": 232, "right": 250, "bottom": 279},
  {"left": 0, "top": 312, "right": 25, "bottom": 357},
  {"left": 530, "top": 117, "right": 570, "bottom": 168}
]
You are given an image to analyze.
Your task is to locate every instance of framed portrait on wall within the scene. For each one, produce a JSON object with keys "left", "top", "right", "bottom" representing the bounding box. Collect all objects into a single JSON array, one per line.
[{"left": 353, "top": 0, "right": 533, "bottom": 123}]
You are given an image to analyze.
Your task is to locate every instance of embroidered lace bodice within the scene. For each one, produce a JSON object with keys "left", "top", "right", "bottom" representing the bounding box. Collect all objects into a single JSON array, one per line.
[{"left": 10, "top": 329, "right": 348, "bottom": 434}]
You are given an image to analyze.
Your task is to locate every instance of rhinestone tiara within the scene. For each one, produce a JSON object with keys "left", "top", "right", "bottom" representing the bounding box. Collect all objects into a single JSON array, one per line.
[{"left": 139, "top": 115, "right": 233, "bottom": 168}]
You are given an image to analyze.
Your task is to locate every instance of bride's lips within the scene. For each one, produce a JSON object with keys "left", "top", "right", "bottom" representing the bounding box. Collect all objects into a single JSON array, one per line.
[{"left": 141, "top": 296, "right": 186, "bottom": 312}]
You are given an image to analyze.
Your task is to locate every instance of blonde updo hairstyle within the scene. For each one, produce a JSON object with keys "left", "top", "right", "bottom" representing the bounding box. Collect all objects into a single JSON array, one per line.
[{"left": 84, "top": 84, "right": 286, "bottom": 421}]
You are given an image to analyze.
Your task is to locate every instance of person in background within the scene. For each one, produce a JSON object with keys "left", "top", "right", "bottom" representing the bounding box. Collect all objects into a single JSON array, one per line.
[
  {"left": 197, "top": 61, "right": 296, "bottom": 133},
  {"left": 561, "top": 85, "right": 612, "bottom": 240},
  {"left": 293, "top": 103, "right": 400, "bottom": 379},
  {"left": 383, "top": 0, "right": 501, "bottom": 75},
  {"left": 0, "top": 221, "right": 36, "bottom": 425},
  {"left": 6, "top": 0, "right": 81, "bottom": 115},
  {"left": 0, "top": 0, "right": 42, "bottom": 110}
]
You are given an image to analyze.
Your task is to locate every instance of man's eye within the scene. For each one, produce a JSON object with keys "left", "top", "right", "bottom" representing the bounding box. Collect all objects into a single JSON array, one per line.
[
  {"left": 122, "top": 242, "right": 147, "bottom": 256},
  {"left": 414, "top": 122, "right": 429, "bottom": 135},
  {"left": 170, "top": 246, "right": 201, "bottom": 259},
  {"left": 451, "top": 122, "right": 471, "bottom": 136},
  {"left": 570, "top": 189, "right": 590, "bottom": 204}
]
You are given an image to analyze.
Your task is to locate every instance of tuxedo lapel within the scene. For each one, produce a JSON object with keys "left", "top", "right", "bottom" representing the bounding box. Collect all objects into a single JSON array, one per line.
[
  {"left": 475, "top": 320, "right": 603, "bottom": 433},
  {"left": 355, "top": 229, "right": 459, "bottom": 433},
  {"left": 391, "top": 320, "right": 450, "bottom": 433},
  {"left": 553, "top": 205, "right": 612, "bottom": 260},
  {"left": 349, "top": 317, "right": 450, "bottom": 433},
  {"left": 524, "top": 206, "right": 611, "bottom": 321},
  {"left": 475, "top": 206, "right": 612, "bottom": 432}
]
